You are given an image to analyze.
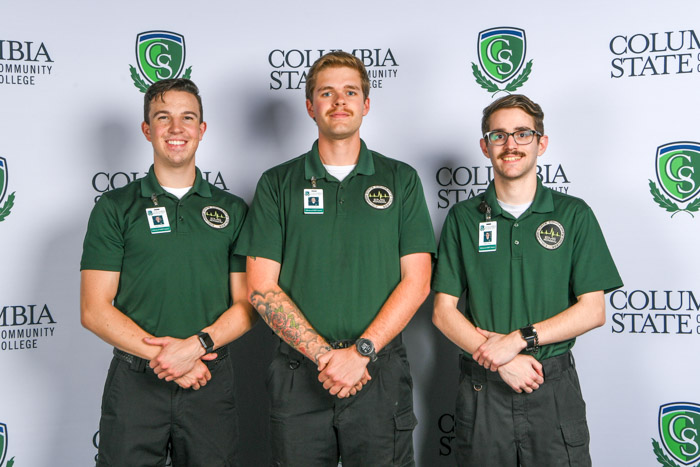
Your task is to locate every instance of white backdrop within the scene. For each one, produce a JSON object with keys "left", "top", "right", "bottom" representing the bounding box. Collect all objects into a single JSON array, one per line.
[{"left": 1, "top": 1, "right": 699, "bottom": 465}]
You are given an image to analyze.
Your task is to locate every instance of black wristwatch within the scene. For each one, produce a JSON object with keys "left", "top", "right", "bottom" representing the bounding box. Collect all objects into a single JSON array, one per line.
[
  {"left": 197, "top": 331, "right": 215, "bottom": 354},
  {"left": 355, "top": 338, "right": 378, "bottom": 362},
  {"left": 519, "top": 325, "right": 539, "bottom": 354}
]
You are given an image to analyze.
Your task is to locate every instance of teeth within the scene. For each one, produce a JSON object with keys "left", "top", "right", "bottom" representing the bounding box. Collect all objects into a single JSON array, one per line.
[{"left": 167, "top": 140, "right": 185, "bottom": 146}]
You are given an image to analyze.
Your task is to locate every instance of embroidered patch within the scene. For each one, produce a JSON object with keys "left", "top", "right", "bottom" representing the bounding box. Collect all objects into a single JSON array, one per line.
[
  {"left": 536, "top": 220, "right": 565, "bottom": 250},
  {"left": 202, "top": 206, "right": 230, "bottom": 229},
  {"left": 364, "top": 185, "right": 393, "bottom": 209}
]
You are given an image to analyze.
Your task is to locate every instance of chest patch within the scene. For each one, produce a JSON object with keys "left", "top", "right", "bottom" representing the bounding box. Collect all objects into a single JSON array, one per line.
[
  {"left": 202, "top": 206, "right": 230, "bottom": 229},
  {"left": 365, "top": 185, "right": 394, "bottom": 209},
  {"left": 536, "top": 220, "right": 565, "bottom": 250}
]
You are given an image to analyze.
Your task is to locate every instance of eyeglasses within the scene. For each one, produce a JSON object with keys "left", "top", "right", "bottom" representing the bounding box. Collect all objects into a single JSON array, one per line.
[{"left": 483, "top": 129, "right": 542, "bottom": 146}]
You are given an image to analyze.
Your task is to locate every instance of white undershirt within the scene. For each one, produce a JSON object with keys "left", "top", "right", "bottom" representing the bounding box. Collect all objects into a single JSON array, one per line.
[
  {"left": 323, "top": 164, "right": 356, "bottom": 182},
  {"left": 497, "top": 199, "right": 532, "bottom": 219},
  {"left": 162, "top": 186, "right": 192, "bottom": 199}
]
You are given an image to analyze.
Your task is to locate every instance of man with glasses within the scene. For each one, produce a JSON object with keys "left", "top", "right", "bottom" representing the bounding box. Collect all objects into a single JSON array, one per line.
[{"left": 432, "top": 94, "right": 622, "bottom": 466}]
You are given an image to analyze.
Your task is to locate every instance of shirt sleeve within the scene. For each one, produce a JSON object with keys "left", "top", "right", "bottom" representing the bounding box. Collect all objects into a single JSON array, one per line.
[
  {"left": 80, "top": 195, "right": 124, "bottom": 272},
  {"left": 570, "top": 204, "right": 623, "bottom": 296},
  {"left": 234, "top": 172, "right": 284, "bottom": 263},
  {"left": 229, "top": 199, "right": 249, "bottom": 273},
  {"left": 398, "top": 168, "right": 437, "bottom": 258},
  {"left": 431, "top": 206, "right": 468, "bottom": 298}
]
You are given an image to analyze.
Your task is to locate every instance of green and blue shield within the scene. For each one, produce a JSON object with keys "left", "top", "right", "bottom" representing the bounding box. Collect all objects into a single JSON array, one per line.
[
  {"left": 477, "top": 27, "right": 526, "bottom": 83},
  {"left": 0, "top": 423, "right": 7, "bottom": 467},
  {"left": 659, "top": 402, "right": 700, "bottom": 465},
  {"left": 0, "top": 157, "right": 8, "bottom": 205},
  {"left": 656, "top": 142, "right": 700, "bottom": 203},
  {"left": 136, "top": 31, "right": 186, "bottom": 84}
]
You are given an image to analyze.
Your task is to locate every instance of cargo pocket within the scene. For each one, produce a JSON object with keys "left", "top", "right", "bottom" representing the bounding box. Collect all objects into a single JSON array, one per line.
[
  {"left": 393, "top": 406, "right": 417, "bottom": 466},
  {"left": 560, "top": 419, "right": 591, "bottom": 467}
]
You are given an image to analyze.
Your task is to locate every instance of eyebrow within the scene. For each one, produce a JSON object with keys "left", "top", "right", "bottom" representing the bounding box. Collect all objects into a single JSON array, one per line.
[
  {"left": 489, "top": 126, "right": 534, "bottom": 132},
  {"left": 152, "top": 110, "right": 199, "bottom": 118},
  {"left": 317, "top": 84, "right": 362, "bottom": 93}
]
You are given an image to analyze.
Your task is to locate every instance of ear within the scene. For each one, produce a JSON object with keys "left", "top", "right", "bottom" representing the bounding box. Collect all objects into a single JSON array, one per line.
[
  {"left": 479, "top": 138, "right": 490, "bottom": 158},
  {"left": 306, "top": 99, "right": 315, "bottom": 120},
  {"left": 537, "top": 134, "right": 549, "bottom": 156},
  {"left": 141, "top": 121, "right": 151, "bottom": 141},
  {"left": 362, "top": 97, "right": 370, "bottom": 116},
  {"left": 198, "top": 121, "right": 207, "bottom": 140}
]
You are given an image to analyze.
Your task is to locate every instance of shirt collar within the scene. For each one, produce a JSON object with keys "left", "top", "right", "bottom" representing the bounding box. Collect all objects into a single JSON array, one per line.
[
  {"left": 140, "top": 165, "right": 211, "bottom": 199},
  {"left": 483, "top": 178, "right": 553, "bottom": 219},
  {"left": 304, "top": 139, "right": 375, "bottom": 181}
]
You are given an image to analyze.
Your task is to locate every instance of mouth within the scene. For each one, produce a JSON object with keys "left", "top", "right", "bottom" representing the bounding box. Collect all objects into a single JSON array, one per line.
[
  {"left": 500, "top": 151, "right": 525, "bottom": 162},
  {"left": 166, "top": 140, "right": 186, "bottom": 146}
]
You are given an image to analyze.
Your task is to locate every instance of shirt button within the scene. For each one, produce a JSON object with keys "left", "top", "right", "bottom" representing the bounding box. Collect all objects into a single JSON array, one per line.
[
  {"left": 514, "top": 240, "right": 520, "bottom": 245},
  {"left": 339, "top": 200, "right": 344, "bottom": 204},
  {"left": 179, "top": 217, "right": 184, "bottom": 221},
  {"left": 514, "top": 223, "right": 519, "bottom": 227}
]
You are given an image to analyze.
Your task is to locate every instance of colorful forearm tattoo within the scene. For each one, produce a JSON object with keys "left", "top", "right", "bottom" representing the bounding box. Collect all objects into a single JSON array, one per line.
[{"left": 250, "top": 289, "right": 331, "bottom": 363}]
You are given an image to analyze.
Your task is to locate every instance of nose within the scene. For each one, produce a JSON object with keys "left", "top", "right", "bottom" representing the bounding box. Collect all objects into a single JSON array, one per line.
[{"left": 504, "top": 133, "right": 518, "bottom": 148}]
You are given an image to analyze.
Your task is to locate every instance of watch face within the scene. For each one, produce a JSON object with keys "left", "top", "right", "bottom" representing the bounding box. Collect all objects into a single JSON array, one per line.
[{"left": 357, "top": 339, "right": 374, "bottom": 355}]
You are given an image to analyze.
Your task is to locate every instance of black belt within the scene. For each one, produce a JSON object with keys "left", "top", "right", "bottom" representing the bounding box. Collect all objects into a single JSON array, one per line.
[
  {"left": 460, "top": 350, "right": 575, "bottom": 383},
  {"left": 113, "top": 345, "right": 229, "bottom": 372}
]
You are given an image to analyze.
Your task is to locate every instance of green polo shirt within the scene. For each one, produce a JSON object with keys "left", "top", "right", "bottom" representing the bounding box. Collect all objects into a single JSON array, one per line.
[
  {"left": 432, "top": 180, "right": 622, "bottom": 360},
  {"left": 236, "top": 140, "right": 436, "bottom": 341},
  {"left": 80, "top": 165, "right": 247, "bottom": 338}
]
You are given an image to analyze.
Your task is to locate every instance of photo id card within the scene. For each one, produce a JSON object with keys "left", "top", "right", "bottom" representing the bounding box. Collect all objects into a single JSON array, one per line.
[
  {"left": 146, "top": 207, "right": 171, "bottom": 234},
  {"left": 304, "top": 189, "right": 324, "bottom": 214},
  {"left": 478, "top": 221, "right": 497, "bottom": 252}
]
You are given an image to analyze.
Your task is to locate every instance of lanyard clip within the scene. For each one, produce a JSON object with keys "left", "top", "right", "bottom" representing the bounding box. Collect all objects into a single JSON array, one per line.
[
  {"left": 151, "top": 193, "right": 159, "bottom": 206},
  {"left": 478, "top": 200, "right": 491, "bottom": 221},
  {"left": 311, "top": 176, "right": 317, "bottom": 188}
]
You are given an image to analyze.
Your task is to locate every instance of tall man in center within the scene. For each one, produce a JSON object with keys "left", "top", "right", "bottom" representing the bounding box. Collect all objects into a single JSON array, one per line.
[{"left": 236, "top": 51, "right": 435, "bottom": 466}]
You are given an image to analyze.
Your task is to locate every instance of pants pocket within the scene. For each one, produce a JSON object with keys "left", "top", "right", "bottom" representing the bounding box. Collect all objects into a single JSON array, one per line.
[
  {"left": 393, "top": 406, "right": 417, "bottom": 466},
  {"left": 560, "top": 419, "right": 591, "bottom": 467}
]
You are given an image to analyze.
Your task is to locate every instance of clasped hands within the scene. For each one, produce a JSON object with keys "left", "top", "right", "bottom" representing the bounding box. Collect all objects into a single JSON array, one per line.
[
  {"left": 144, "top": 336, "right": 217, "bottom": 390},
  {"left": 317, "top": 347, "right": 371, "bottom": 399},
  {"left": 472, "top": 328, "right": 544, "bottom": 394}
]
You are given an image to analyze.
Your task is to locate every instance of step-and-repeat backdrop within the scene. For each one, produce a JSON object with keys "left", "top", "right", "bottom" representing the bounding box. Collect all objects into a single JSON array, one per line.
[{"left": 1, "top": 1, "right": 699, "bottom": 465}]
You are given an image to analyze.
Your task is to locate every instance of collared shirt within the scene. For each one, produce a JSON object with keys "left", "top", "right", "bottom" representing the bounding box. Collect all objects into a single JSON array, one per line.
[
  {"left": 236, "top": 140, "right": 436, "bottom": 341},
  {"left": 81, "top": 165, "right": 248, "bottom": 338},
  {"left": 432, "top": 180, "right": 623, "bottom": 360}
]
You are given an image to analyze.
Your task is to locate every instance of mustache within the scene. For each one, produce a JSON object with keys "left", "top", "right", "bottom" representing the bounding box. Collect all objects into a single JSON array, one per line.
[{"left": 500, "top": 149, "right": 526, "bottom": 158}]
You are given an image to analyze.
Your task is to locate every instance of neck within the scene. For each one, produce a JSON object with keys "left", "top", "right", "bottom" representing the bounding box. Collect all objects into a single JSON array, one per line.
[
  {"left": 317, "top": 134, "right": 361, "bottom": 166},
  {"left": 493, "top": 174, "right": 538, "bottom": 205},
  {"left": 153, "top": 162, "right": 196, "bottom": 188}
]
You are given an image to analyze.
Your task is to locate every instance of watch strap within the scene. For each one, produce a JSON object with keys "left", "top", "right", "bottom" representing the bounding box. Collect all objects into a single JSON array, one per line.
[{"left": 197, "top": 331, "right": 215, "bottom": 354}]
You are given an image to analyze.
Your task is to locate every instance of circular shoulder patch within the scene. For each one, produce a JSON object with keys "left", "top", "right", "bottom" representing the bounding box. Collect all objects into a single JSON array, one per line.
[
  {"left": 364, "top": 185, "right": 394, "bottom": 209},
  {"left": 536, "top": 220, "right": 565, "bottom": 250},
  {"left": 202, "top": 206, "right": 230, "bottom": 229}
]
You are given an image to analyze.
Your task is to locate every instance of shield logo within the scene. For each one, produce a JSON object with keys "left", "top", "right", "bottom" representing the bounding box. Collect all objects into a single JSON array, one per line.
[
  {"left": 659, "top": 402, "right": 700, "bottom": 465},
  {"left": 136, "top": 31, "right": 186, "bottom": 84},
  {"left": 0, "top": 423, "right": 7, "bottom": 467},
  {"left": 477, "top": 27, "right": 526, "bottom": 83},
  {"left": 0, "top": 157, "right": 8, "bottom": 205},
  {"left": 656, "top": 142, "right": 700, "bottom": 203}
]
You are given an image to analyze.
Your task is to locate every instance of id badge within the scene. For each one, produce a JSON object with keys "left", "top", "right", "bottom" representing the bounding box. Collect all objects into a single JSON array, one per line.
[
  {"left": 304, "top": 189, "right": 324, "bottom": 214},
  {"left": 478, "top": 221, "right": 497, "bottom": 252},
  {"left": 146, "top": 207, "right": 171, "bottom": 234}
]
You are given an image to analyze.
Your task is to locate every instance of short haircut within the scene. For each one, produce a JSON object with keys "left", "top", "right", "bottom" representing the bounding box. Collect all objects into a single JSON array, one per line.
[
  {"left": 305, "top": 51, "right": 370, "bottom": 102},
  {"left": 481, "top": 94, "right": 544, "bottom": 136},
  {"left": 144, "top": 78, "right": 203, "bottom": 124}
]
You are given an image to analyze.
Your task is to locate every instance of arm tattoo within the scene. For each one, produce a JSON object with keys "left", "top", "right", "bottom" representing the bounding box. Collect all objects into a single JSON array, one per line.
[{"left": 250, "top": 289, "right": 331, "bottom": 363}]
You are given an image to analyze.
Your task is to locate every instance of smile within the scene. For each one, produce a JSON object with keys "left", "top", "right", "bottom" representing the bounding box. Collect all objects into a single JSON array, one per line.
[{"left": 167, "top": 140, "right": 186, "bottom": 146}]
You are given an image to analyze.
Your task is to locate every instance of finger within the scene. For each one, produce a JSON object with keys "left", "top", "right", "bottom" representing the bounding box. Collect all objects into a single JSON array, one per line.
[
  {"left": 144, "top": 337, "right": 166, "bottom": 346},
  {"left": 201, "top": 353, "right": 218, "bottom": 361}
]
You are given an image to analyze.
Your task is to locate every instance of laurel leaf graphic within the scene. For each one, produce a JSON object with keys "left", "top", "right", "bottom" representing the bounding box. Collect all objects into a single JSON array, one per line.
[
  {"left": 649, "top": 180, "right": 680, "bottom": 212},
  {"left": 652, "top": 438, "right": 682, "bottom": 467},
  {"left": 183, "top": 66, "right": 193, "bottom": 80},
  {"left": 0, "top": 192, "right": 15, "bottom": 222},
  {"left": 504, "top": 60, "right": 533, "bottom": 92},
  {"left": 685, "top": 196, "right": 700, "bottom": 213},
  {"left": 6, "top": 456, "right": 15, "bottom": 467},
  {"left": 129, "top": 65, "right": 150, "bottom": 93},
  {"left": 471, "top": 63, "right": 499, "bottom": 93}
]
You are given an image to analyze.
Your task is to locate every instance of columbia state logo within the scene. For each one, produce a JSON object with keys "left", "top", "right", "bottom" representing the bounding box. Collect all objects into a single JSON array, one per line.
[
  {"left": 471, "top": 27, "right": 533, "bottom": 96},
  {"left": 652, "top": 402, "right": 700, "bottom": 466},
  {"left": 649, "top": 142, "right": 700, "bottom": 218},
  {"left": 202, "top": 206, "right": 229, "bottom": 229},
  {"left": 0, "top": 422, "right": 15, "bottom": 467},
  {"left": 365, "top": 186, "right": 393, "bottom": 209},
  {"left": 536, "top": 220, "right": 564, "bottom": 250},
  {"left": 0, "top": 157, "right": 16, "bottom": 223},
  {"left": 129, "top": 30, "right": 193, "bottom": 93}
]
